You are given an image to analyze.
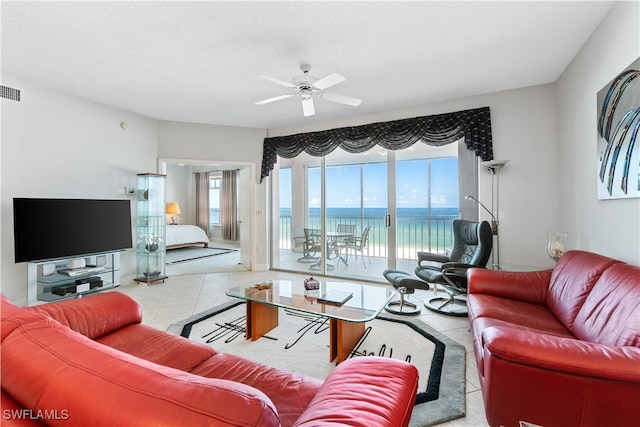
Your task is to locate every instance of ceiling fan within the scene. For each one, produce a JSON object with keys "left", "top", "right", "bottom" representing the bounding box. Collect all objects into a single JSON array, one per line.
[{"left": 255, "top": 64, "right": 362, "bottom": 117}]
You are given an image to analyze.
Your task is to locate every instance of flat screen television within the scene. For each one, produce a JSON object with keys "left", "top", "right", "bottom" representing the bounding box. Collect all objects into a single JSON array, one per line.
[{"left": 13, "top": 198, "right": 133, "bottom": 263}]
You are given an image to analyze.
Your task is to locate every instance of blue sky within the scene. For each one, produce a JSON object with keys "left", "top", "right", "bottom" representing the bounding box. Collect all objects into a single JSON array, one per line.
[{"left": 280, "top": 157, "right": 459, "bottom": 209}]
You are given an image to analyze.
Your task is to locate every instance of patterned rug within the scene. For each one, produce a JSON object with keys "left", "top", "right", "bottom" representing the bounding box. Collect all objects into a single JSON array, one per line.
[
  {"left": 165, "top": 247, "right": 236, "bottom": 265},
  {"left": 170, "top": 301, "right": 466, "bottom": 426}
]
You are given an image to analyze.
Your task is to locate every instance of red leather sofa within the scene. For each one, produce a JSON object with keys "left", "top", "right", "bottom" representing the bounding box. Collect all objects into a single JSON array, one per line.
[
  {"left": 467, "top": 250, "right": 640, "bottom": 427},
  {"left": 1, "top": 291, "right": 418, "bottom": 426}
]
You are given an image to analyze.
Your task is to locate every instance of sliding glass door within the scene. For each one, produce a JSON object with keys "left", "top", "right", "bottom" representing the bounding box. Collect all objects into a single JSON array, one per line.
[
  {"left": 395, "top": 143, "right": 459, "bottom": 272},
  {"left": 272, "top": 142, "right": 462, "bottom": 282},
  {"left": 322, "top": 148, "right": 388, "bottom": 279}
]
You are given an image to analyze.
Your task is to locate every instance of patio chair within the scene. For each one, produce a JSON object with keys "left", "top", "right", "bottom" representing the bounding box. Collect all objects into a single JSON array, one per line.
[
  {"left": 339, "top": 226, "right": 371, "bottom": 268},
  {"left": 297, "top": 228, "right": 322, "bottom": 263},
  {"left": 333, "top": 223, "right": 356, "bottom": 250},
  {"left": 291, "top": 226, "right": 306, "bottom": 253}
]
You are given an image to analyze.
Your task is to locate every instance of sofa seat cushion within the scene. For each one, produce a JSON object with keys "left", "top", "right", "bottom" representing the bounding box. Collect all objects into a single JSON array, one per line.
[
  {"left": 467, "top": 293, "right": 572, "bottom": 336},
  {"left": 2, "top": 319, "right": 280, "bottom": 427},
  {"left": 192, "top": 352, "right": 323, "bottom": 427},
  {"left": 573, "top": 263, "right": 640, "bottom": 347},
  {"left": 96, "top": 323, "right": 218, "bottom": 372},
  {"left": 470, "top": 316, "right": 574, "bottom": 377}
]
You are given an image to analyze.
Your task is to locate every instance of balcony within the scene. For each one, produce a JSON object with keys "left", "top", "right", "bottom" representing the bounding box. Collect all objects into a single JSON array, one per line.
[{"left": 276, "top": 214, "right": 458, "bottom": 282}]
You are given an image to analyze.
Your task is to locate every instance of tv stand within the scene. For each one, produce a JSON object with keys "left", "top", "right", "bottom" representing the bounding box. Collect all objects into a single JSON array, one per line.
[{"left": 26, "top": 251, "right": 121, "bottom": 306}]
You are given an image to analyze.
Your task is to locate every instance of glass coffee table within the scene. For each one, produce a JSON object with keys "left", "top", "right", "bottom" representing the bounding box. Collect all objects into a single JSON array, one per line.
[{"left": 225, "top": 279, "right": 394, "bottom": 363}]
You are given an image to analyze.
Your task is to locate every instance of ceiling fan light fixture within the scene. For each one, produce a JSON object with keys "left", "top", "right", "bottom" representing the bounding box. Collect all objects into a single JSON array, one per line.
[{"left": 302, "top": 97, "right": 315, "bottom": 116}]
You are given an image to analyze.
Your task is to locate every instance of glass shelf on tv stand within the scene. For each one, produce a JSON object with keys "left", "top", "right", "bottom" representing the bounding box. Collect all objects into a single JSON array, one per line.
[{"left": 27, "top": 251, "right": 122, "bottom": 306}]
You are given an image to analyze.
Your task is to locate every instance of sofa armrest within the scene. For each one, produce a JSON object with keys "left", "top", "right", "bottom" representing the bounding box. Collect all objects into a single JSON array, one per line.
[
  {"left": 3, "top": 319, "right": 280, "bottom": 427},
  {"left": 467, "top": 268, "right": 552, "bottom": 304},
  {"left": 479, "top": 326, "right": 640, "bottom": 427},
  {"left": 482, "top": 326, "right": 640, "bottom": 382},
  {"left": 29, "top": 292, "right": 142, "bottom": 340},
  {"left": 1, "top": 390, "right": 47, "bottom": 426},
  {"left": 293, "top": 357, "right": 419, "bottom": 427}
]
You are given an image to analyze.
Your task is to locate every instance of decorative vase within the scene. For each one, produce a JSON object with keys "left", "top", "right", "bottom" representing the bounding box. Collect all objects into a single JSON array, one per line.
[{"left": 547, "top": 232, "right": 568, "bottom": 262}]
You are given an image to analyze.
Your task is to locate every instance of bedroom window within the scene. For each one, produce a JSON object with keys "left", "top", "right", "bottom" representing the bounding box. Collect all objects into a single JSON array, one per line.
[{"left": 209, "top": 177, "right": 221, "bottom": 225}]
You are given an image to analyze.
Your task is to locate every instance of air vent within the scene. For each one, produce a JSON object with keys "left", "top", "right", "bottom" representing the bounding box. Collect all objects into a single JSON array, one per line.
[{"left": 1, "top": 85, "right": 21, "bottom": 102}]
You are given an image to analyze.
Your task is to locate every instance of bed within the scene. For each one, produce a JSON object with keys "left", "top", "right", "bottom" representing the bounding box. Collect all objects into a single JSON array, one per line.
[{"left": 165, "top": 225, "right": 209, "bottom": 250}]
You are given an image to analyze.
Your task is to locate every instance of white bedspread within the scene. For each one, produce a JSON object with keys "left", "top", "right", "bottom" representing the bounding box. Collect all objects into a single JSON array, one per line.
[{"left": 165, "top": 225, "right": 209, "bottom": 248}]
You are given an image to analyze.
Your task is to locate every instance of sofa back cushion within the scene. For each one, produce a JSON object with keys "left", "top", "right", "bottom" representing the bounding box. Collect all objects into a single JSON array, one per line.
[
  {"left": 573, "top": 263, "right": 640, "bottom": 347},
  {"left": 0, "top": 295, "right": 48, "bottom": 342},
  {"left": 546, "top": 251, "right": 620, "bottom": 331},
  {"left": 29, "top": 291, "right": 142, "bottom": 340},
  {"left": 97, "top": 323, "right": 218, "bottom": 372},
  {"left": 2, "top": 318, "right": 280, "bottom": 426}
]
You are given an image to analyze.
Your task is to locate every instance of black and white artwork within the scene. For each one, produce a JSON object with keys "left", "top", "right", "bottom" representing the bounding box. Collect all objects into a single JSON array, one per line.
[{"left": 597, "top": 58, "right": 640, "bottom": 200}]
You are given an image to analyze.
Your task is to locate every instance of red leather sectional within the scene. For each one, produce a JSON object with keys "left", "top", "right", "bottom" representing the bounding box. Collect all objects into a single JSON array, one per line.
[
  {"left": 1, "top": 292, "right": 418, "bottom": 426},
  {"left": 467, "top": 250, "right": 640, "bottom": 427}
]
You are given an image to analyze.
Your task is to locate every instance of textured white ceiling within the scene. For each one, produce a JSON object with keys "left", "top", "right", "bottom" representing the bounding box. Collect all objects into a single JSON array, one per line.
[{"left": 1, "top": 1, "right": 613, "bottom": 129}]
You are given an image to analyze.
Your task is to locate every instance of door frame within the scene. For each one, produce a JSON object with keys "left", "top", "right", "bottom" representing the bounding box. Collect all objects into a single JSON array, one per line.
[{"left": 158, "top": 158, "right": 255, "bottom": 270}]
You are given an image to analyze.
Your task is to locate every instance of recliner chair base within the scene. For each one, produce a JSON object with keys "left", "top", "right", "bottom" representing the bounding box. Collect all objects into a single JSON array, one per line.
[{"left": 424, "top": 293, "right": 468, "bottom": 317}]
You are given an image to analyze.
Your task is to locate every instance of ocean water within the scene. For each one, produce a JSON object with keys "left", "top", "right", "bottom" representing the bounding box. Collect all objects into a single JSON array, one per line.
[{"left": 280, "top": 207, "right": 459, "bottom": 219}]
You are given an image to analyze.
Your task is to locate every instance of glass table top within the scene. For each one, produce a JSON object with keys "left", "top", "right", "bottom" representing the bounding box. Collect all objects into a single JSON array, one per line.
[{"left": 225, "top": 279, "right": 394, "bottom": 323}]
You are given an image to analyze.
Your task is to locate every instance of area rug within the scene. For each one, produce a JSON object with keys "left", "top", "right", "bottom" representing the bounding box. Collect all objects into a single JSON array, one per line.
[
  {"left": 165, "top": 247, "right": 236, "bottom": 265},
  {"left": 169, "top": 301, "right": 466, "bottom": 426}
]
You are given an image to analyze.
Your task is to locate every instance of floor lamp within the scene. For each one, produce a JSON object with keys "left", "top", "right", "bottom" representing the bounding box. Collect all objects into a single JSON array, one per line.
[{"left": 481, "top": 160, "right": 509, "bottom": 269}]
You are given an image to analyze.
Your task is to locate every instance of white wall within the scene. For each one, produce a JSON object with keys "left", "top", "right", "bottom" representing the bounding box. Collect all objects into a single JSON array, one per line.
[
  {"left": 1, "top": 76, "right": 158, "bottom": 304},
  {"left": 557, "top": 1, "right": 639, "bottom": 264},
  {"left": 270, "top": 84, "right": 560, "bottom": 269},
  {"left": 165, "top": 163, "right": 192, "bottom": 225}
]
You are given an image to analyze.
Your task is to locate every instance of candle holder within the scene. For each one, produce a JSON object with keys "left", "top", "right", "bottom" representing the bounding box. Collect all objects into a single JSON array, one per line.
[{"left": 547, "top": 232, "right": 568, "bottom": 262}]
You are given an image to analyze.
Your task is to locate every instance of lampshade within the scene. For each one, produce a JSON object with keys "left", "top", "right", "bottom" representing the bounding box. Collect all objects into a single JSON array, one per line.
[{"left": 166, "top": 202, "right": 181, "bottom": 215}]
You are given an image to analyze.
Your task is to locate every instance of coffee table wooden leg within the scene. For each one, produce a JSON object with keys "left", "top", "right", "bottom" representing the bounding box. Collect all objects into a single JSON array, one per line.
[
  {"left": 329, "top": 318, "right": 365, "bottom": 364},
  {"left": 246, "top": 301, "right": 278, "bottom": 341}
]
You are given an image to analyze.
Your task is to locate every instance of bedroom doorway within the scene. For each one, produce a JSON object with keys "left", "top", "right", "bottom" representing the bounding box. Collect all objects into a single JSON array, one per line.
[{"left": 159, "top": 158, "right": 255, "bottom": 274}]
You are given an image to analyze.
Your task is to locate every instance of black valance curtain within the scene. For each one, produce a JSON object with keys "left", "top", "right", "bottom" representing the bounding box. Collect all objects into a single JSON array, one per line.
[{"left": 260, "top": 106, "right": 493, "bottom": 182}]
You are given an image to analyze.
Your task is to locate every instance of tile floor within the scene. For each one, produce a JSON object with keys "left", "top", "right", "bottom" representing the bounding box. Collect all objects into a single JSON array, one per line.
[{"left": 117, "top": 265, "right": 489, "bottom": 427}]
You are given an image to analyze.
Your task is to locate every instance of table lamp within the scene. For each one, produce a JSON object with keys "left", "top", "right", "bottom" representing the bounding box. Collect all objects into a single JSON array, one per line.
[{"left": 166, "top": 202, "right": 181, "bottom": 225}]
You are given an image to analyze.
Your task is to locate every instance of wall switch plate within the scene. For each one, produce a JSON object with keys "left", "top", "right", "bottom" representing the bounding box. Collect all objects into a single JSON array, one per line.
[{"left": 125, "top": 187, "right": 135, "bottom": 195}]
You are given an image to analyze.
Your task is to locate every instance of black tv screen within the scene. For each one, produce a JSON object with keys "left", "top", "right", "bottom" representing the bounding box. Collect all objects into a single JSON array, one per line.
[{"left": 13, "top": 198, "right": 133, "bottom": 263}]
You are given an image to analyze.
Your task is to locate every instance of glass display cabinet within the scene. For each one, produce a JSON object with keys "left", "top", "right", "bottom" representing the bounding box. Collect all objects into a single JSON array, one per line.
[{"left": 135, "top": 173, "right": 168, "bottom": 284}]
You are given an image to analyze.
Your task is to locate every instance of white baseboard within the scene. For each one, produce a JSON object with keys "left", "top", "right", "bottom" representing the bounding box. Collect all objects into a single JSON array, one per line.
[{"left": 251, "top": 263, "right": 269, "bottom": 272}]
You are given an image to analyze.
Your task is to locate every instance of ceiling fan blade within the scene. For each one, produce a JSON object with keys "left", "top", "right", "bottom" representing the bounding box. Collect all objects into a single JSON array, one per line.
[
  {"left": 320, "top": 92, "right": 362, "bottom": 107},
  {"left": 313, "top": 73, "right": 346, "bottom": 90},
  {"left": 257, "top": 74, "right": 297, "bottom": 88},
  {"left": 255, "top": 94, "right": 293, "bottom": 105},
  {"left": 302, "top": 97, "right": 315, "bottom": 116}
]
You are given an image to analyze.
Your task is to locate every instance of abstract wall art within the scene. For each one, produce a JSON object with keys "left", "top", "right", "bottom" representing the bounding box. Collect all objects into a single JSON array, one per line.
[{"left": 596, "top": 57, "right": 640, "bottom": 200}]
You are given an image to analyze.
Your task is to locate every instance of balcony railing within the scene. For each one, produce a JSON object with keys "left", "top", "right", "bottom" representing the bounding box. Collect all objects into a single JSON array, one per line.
[{"left": 280, "top": 214, "right": 458, "bottom": 259}]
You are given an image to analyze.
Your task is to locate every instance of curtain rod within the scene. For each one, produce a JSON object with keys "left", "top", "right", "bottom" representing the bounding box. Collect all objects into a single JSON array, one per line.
[{"left": 193, "top": 169, "right": 239, "bottom": 174}]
